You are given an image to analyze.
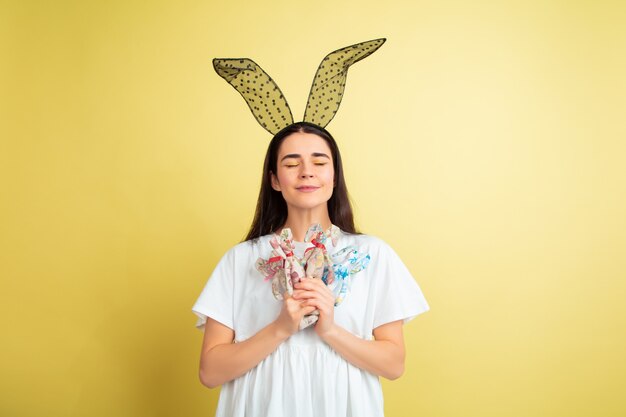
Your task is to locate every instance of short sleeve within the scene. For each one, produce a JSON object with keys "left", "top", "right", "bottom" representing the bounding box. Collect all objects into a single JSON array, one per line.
[
  {"left": 191, "top": 248, "right": 235, "bottom": 331},
  {"left": 372, "top": 241, "right": 430, "bottom": 329}
]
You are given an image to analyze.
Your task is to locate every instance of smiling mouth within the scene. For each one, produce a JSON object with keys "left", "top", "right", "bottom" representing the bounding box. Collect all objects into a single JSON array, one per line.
[{"left": 297, "top": 186, "right": 319, "bottom": 192}]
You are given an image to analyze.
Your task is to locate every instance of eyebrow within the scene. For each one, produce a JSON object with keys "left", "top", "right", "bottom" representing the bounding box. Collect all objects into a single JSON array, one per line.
[{"left": 280, "top": 152, "right": 330, "bottom": 162}]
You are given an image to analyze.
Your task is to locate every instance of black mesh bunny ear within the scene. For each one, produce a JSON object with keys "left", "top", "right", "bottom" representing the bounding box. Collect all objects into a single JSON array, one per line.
[
  {"left": 213, "top": 58, "right": 294, "bottom": 135},
  {"left": 303, "top": 38, "right": 386, "bottom": 128}
]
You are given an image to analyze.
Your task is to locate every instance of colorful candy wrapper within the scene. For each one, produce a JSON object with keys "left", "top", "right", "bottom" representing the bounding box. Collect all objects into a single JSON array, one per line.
[
  {"left": 256, "top": 223, "right": 370, "bottom": 329},
  {"left": 256, "top": 224, "right": 338, "bottom": 329}
]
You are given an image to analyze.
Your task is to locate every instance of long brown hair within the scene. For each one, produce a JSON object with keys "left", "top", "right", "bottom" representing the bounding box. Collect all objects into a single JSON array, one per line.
[{"left": 244, "top": 122, "right": 359, "bottom": 241}]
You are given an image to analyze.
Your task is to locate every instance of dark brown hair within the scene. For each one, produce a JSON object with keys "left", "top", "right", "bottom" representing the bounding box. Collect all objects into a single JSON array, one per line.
[{"left": 244, "top": 122, "right": 359, "bottom": 241}]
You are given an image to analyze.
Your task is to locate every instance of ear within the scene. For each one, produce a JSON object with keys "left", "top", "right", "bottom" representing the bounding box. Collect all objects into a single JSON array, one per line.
[
  {"left": 213, "top": 58, "right": 294, "bottom": 135},
  {"left": 303, "top": 38, "right": 386, "bottom": 128},
  {"left": 270, "top": 171, "right": 281, "bottom": 191}
]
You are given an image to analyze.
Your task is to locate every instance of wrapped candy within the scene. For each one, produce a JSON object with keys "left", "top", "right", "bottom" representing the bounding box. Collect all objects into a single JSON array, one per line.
[
  {"left": 301, "top": 223, "right": 339, "bottom": 285},
  {"left": 329, "top": 246, "right": 371, "bottom": 306},
  {"left": 256, "top": 224, "right": 338, "bottom": 330},
  {"left": 255, "top": 223, "right": 370, "bottom": 329}
]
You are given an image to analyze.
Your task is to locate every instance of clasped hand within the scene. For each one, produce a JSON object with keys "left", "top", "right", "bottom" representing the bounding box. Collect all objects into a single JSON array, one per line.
[{"left": 274, "top": 276, "right": 336, "bottom": 340}]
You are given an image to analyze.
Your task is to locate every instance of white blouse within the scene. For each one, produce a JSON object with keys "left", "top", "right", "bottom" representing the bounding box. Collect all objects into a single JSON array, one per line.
[{"left": 192, "top": 229, "right": 430, "bottom": 416}]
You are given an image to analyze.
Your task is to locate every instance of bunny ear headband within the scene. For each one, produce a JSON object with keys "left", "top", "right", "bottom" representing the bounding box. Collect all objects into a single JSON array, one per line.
[{"left": 212, "top": 38, "right": 386, "bottom": 135}]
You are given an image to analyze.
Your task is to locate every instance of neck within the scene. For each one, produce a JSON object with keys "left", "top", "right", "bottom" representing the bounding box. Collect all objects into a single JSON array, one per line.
[{"left": 281, "top": 206, "right": 332, "bottom": 242}]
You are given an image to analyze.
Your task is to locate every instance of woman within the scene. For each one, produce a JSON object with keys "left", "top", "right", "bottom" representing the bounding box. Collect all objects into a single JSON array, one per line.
[{"left": 192, "top": 121, "right": 430, "bottom": 416}]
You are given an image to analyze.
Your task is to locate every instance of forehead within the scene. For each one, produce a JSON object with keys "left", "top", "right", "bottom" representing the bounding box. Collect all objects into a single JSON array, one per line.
[{"left": 278, "top": 132, "right": 332, "bottom": 157}]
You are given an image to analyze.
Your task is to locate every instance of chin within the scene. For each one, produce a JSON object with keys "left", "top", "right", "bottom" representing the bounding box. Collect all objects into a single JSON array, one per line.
[
  {"left": 286, "top": 198, "right": 331, "bottom": 211},
  {"left": 283, "top": 191, "right": 333, "bottom": 211},
  {"left": 288, "top": 203, "right": 328, "bottom": 211}
]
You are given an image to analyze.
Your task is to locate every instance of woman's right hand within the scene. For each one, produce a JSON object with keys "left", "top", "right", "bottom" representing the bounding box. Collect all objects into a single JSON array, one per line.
[
  {"left": 200, "top": 292, "right": 315, "bottom": 388},
  {"left": 273, "top": 291, "right": 317, "bottom": 339}
]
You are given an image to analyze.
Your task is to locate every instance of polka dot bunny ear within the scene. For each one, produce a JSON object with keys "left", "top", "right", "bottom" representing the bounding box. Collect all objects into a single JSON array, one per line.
[
  {"left": 213, "top": 58, "right": 295, "bottom": 135},
  {"left": 212, "top": 38, "right": 386, "bottom": 135},
  {"left": 303, "top": 38, "right": 386, "bottom": 128}
]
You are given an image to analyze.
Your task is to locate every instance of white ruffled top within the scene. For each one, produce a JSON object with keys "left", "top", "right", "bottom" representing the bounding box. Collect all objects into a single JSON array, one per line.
[{"left": 192, "top": 229, "right": 429, "bottom": 417}]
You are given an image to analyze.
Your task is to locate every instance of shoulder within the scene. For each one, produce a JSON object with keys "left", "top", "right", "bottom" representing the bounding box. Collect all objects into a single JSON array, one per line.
[
  {"left": 216, "top": 235, "right": 272, "bottom": 262},
  {"left": 231, "top": 237, "right": 266, "bottom": 253},
  {"left": 339, "top": 231, "right": 414, "bottom": 267},
  {"left": 338, "top": 231, "right": 393, "bottom": 251}
]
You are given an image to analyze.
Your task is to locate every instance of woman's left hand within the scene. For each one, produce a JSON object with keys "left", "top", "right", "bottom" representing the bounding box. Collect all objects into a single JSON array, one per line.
[{"left": 293, "top": 277, "right": 337, "bottom": 338}]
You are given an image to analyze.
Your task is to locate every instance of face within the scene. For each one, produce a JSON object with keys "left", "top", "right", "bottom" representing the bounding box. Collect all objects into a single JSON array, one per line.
[{"left": 270, "top": 131, "right": 335, "bottom": 212}]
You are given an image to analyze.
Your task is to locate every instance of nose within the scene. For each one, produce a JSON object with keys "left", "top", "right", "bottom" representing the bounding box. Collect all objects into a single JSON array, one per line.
[{"left": 299, "top": 162, "right": 314, "bottom": 178}]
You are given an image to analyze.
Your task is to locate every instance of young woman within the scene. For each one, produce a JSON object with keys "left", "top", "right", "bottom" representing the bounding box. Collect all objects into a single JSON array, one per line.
[{"left": 192, "top": 121, "right": 430, "bottom": 416}]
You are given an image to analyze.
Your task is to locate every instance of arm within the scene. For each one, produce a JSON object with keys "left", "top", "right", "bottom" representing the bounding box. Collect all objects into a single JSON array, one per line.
[
  {"left": 198, "top": 294, "right": 316, "bottom": 388},
  {"left": 320, "top": 320, "right": 405, "bottom": 380},
  {"left": 198, "top": 317, "right": 284, "bottom": 388},
  {"left": 293, "top": 278, "right": 406, "bottom": 380}
]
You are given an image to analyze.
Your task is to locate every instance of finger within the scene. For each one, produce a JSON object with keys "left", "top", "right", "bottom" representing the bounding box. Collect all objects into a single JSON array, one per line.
[
  {"left": 304, "top": 296, "right": 332, "bottom": 310},
  {"left": 293, "top": 288, "right": 313, "bottom": 296},
  {"left": 300, "top": 297, "right": 318, "bottom": 307},
  {"left": 297, "top": 285, "right": 330, "bottom": 300},
  {"left": 298, "top": 305, "right": 317, "bottom": 318},
  {"left": 300, "top": 301, "right": 317, "bottom": 311},
  {"left": 294, "top": 291, "right": 317, "bottom": 299},
  {"left": 302, "top": 298, "right": 323, "bottom": 309},
  {"left": 295, "top": 281, "right": 319, "bottom": 291},
  {"left": 305, "top": 278, "right": 325, "bottom": 289}
]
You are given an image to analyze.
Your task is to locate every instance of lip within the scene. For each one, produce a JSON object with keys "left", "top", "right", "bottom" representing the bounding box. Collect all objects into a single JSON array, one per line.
[{"left": 296, "top": 186, "right": 320, "bottom": 193}]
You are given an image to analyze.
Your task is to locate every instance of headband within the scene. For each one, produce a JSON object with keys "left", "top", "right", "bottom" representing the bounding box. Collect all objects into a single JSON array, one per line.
[{"left": 212, "top": 38, "right": 386, "bottom": 135}]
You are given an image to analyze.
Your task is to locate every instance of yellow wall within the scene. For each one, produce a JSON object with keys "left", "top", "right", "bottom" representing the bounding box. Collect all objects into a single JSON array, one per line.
[{"left": 2, "top": 0, "right": 625, "bottom": 416}]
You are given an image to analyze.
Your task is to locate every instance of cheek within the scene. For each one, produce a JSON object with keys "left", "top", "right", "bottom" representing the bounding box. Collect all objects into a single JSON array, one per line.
[
  {"left": 322, "top": 168, "right": 335, "bottom": 185},
  {"left": 327, "top": 168, "right": 335, "bottom": 181},
  {"left": 276, "top": 169, "right": 293, "bottom": 186}
]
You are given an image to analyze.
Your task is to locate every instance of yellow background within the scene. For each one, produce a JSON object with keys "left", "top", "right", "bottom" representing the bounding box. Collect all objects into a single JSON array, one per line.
[{"left": 1, "top": 0, "right": 625, "bottom": 416}]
